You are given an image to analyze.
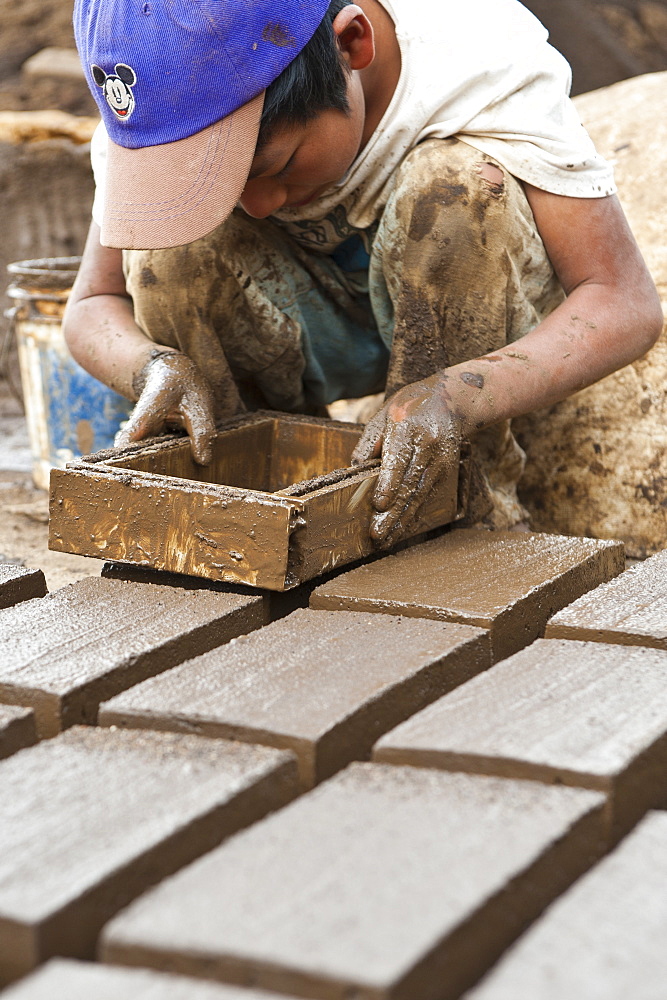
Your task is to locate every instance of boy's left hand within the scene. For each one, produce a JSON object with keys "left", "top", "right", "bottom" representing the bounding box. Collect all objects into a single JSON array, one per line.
[{"left": 351, "top": 373, "right": 464, "bottom": 548}]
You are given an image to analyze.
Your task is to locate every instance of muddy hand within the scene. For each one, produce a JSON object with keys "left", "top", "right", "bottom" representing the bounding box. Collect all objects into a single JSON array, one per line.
[
  {"left": 351, "top": 373, "right": 463, "bottom": 547},
  {"left": 115, "top": 350, "right": 217, "bottom": 465}
]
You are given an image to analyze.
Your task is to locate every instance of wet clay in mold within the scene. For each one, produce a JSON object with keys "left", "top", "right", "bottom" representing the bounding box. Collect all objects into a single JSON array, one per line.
[
  {"left": 101, "top": 763, "right": 605, "bottom": 1000},
  {"left": 49, "top": 411, "right": 470, "bottom": 590},
  {"left": 311, "top": 529, "right": 625, "bottom": 660},
  {"left": 465, "top": 811, "right": 667, "bottom": 1000},
  {"left": 0, "top": 726, "right": 298, "bottom": 985},
  {"left": 546, "top": 546, "right": 667, "bottom": 648},
  {"left": 0, "top": 564, "right": 47, "bottom": 610},
  {"left": 0, "top": 576, "right": 266, "bottom": 737},
  {"left": 375, "top": 637, "right": 667, "bottom": 843},
  {"left": 99, "top": 608, "right": 491, "bottom": 789}
]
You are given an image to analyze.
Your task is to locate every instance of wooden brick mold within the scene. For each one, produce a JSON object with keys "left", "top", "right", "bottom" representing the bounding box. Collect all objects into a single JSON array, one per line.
[
  {"left": 375, "top": 638, "right": 667, "bottom": 844},
  {"left": 546, "top": 546, "right": 667, "bottom": 648},
  {"left": 101, "top": 764, "right": 606, "bottom": 1000},
  {"left": 99, "top": 608, "right": 491, "bottom": 789},
  {"left": 49, "top": 412, "right": 470, "bottom": 591},
  {"left": 464, "top": 811, "right": 667, "bottom": 1000},
  {"left": 311, "top": 530, "right": 625, "bottom": 660},
  {"left": 0, "top": 705, "right": 36, "bottom": 760},
  {"left": 0, "top": 564, "right": 46, "bottom": 610},
  {"left": 3, "top": 958, "right": 301, "bottom": 999},
  {"left": 0, "top": 576, "right": 266, "bottom": 738},
  {"left": 0, "top": 726, "right": 298, "bottom": 985}
]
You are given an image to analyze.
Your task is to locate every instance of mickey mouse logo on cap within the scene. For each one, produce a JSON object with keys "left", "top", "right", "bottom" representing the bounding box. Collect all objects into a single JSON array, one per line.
[{"left": 91, "top": 63, "right": 137, "bottom": 121}]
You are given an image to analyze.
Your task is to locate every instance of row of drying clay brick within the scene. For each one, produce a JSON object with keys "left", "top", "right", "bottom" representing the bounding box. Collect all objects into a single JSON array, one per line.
[{"left": 0, "top": 528, "right": 666, "bottom": 999}]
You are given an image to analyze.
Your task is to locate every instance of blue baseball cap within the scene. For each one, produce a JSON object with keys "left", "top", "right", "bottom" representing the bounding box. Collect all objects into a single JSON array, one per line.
[{"left": 74, "top": 0, "right": 332, "bottom": 248}]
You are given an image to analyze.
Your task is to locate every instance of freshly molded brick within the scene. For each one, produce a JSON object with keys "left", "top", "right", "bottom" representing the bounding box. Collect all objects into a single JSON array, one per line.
[
  {"left": 465, "top": 811, "right": 667, "bottom": 1000},
  {"left": 310, "top": 530, "right": 624, "bottom": 660},
  {"left": 0, "top": 564, "right": 46, "bottom": 610},
  {"left": 102, "top": 763, "right": 605, "bottom": 1000},
  {"left": 0, "top": 576, "right": 266, "bottom": 736},
  {"left": 100, "top": 608, "right": 491, "bottom": 788},
  {"left": 374, "top": 638, "right": 667, "bottom": 841},
  {"left": 101, "top": 560, "right": 314, "bottom": 624},
  {"left": 547, "top": 547, "right": 667, "bottom": 649},
  {"left": 0, "top": 705, "right": 36, "bottom": 760},
  {"left": 0, "top": 726, "right": 297, "bottom": 984},
  {"left": 2, "top": 958, "right": 298, "bottom": 1000}
]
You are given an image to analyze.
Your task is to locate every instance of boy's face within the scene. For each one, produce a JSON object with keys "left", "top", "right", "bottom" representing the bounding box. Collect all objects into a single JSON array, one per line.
[{"left": 239, "top": 75, "right": 366, "bottom": 218}]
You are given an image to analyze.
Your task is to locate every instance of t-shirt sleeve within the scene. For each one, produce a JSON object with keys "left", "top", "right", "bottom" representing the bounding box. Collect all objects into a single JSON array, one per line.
[
  {"left": 455, "top": 47, "right": 615, "bottom": 197},
  {"left": 90, "top": 120, "right": 108, "bottom": 227},
  {"left": 415, "top": 7, "right": 615, "bottom": 198}
]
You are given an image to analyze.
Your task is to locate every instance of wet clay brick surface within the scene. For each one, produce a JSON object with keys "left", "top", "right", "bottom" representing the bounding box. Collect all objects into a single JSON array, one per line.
[
  {"left": 99, "top": 608, "right": 491, "bottom": 788},
  {"left": 0, "top": 564, "right": 46, "bottom": 610},
  {"left": 0, "top": 704, "right": 36, "bottom": 760},
  {"left": 0, "top": 726, "right": 298, "bottom": 984},
  {"left": 310, "top": 530, "right": 624, "bottom": 660},
  {"left": 465, "top": 811, "right": 667, "bottom": 1000},
  {"left": 101, "top": 763, "right": 605, "bottom": 1000},
  {"left": 3, "top": 958, "right": 300, "bottom": 1000},
  {"left": 0, "top": 576, "right": 266, "bottom": 737},
  {"left": 546, "top": 547, "right": 667, "bottom": 648},
  {"left": 375, "top": 638, "right": 667, "bottom": 843}
]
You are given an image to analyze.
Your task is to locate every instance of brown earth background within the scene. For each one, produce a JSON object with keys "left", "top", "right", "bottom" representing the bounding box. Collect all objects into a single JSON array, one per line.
[{"left": 2, "top": 0, "right": 667, "bottom": 114}]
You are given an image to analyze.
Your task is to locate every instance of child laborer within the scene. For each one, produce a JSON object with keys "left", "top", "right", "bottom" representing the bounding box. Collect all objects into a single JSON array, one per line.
[{"left": 66, "top": 0, "right": 662, "bottom": 548}]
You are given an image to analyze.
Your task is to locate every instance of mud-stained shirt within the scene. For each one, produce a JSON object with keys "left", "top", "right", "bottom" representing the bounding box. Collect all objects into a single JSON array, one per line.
[
  {"left": 270, "top": 0, "right": 616, "bottom": 252},
  {"left": 90, "top": 0, "right": 616, "bottom": 253}
]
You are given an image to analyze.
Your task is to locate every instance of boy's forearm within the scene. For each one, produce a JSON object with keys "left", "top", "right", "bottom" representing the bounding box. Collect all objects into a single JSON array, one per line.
[
  {"left": 63, "top": 221, "right": 180, "bottom": 400},
  {"left": 438, "top": 279, "right": 663, "bottom": 437},
  {"left": 63, "top": 290, "right": 175, "bottom": 400}
]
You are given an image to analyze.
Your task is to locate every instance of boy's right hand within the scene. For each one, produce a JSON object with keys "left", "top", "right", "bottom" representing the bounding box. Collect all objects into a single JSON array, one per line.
[{"left": 115, "top": 350, "right": 217, "bottom": 465}]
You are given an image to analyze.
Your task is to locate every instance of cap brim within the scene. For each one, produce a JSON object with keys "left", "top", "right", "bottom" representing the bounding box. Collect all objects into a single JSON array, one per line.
[{"left": 100, "top": 92, "right": 265, "bottom": 250}]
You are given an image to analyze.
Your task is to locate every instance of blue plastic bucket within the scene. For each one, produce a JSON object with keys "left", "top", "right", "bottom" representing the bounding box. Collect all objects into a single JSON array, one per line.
[{"left": 6, "top": 257, "right": 132, "bottom": 489}]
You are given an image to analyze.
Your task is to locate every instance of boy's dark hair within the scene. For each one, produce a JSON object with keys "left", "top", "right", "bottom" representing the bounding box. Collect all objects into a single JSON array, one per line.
[{"left": 257, "top": 0, "right": 351, "bottom": 149}]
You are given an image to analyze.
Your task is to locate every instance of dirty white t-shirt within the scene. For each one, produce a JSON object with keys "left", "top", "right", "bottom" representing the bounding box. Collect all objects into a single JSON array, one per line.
[{"left": 91, "top": 0, "right": 615, "bottom": 251}]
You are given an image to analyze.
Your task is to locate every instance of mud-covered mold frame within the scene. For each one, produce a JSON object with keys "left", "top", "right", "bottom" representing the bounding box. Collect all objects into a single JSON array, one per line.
[{"left": 48, "top": 411, "right": 470, "bottom": 591}]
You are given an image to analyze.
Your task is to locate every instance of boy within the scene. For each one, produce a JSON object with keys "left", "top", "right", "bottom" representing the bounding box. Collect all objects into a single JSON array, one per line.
[{"left": 67, "top": 0, "right": 662, "bottom": 548}]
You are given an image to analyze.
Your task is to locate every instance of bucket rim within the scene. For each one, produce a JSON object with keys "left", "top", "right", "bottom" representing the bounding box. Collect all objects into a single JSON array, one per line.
[{"left": 7, "top": 257, "right": 81, "bottom": 291}]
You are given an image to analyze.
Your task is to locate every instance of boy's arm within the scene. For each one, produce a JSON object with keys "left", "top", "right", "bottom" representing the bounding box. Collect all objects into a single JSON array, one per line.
[
  {"left": 353, "top": 191, "right": 664, "bottom": 546},
  {"left": 63, "top": 222, "right": 218, "bottom": 464}
]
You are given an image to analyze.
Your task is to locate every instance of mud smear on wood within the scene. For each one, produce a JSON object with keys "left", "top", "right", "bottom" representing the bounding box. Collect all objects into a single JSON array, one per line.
[{"left": 50, "top": 412, "right": 467, "bottom": 590}]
